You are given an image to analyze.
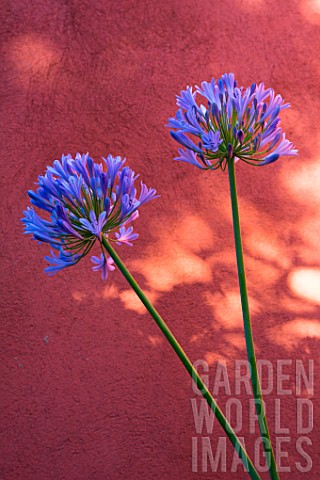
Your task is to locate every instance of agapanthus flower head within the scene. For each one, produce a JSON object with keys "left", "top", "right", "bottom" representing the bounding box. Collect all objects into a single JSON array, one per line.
[
  {"left": 22, "top": 153, "right": 159, "bottom": 279},
  {"left": 168, "top": 73, "right": 298, "bottom": 170}
]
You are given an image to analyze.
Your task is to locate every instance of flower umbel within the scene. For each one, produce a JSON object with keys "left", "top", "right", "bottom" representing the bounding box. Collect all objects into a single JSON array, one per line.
[
  {"left": 22, "top": 153, "right": 158, "bottom": 279},
  {"left": 168, "top": 73, "right": 297, "bottom": 170}
]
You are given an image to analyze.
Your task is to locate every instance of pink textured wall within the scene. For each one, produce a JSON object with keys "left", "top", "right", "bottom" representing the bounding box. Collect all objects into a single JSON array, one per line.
[{"left": 1, "top": 0, "right": 319, "bottom": 479}]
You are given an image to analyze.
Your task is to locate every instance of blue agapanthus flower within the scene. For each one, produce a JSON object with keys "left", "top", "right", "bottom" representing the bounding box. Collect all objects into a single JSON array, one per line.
[
  {"left": 22, "top": 153, "right": 158, "bottom": 279},
  {"left": 168, "top": 73, "right": 297, "bottom": 170}
]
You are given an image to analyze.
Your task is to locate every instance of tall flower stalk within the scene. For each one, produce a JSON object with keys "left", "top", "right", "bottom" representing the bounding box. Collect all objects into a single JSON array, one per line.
[
  {"left": 102, "top": 237, "right": 261, "bottom": 480},
  {"left": 228, "top": 158, "right": 279, "bottom": 479},
  {"left": 168, "top": 73, "right": 298, "bottom": 479},
  {"left": 22, "top": 153, "right": 262, "bottom": 480}
]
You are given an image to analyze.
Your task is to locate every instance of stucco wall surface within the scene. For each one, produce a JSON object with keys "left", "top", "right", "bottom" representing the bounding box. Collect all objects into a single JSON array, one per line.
[{"left": 1, "top": 0, "right": 320, "bottom": 479}]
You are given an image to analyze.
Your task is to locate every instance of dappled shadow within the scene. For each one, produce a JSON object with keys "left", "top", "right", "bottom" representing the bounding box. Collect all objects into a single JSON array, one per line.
[
  {"left": 2, "top": 0, "right": 320, "bottom": 478},
  {"left": 299, "top": 0, "right": 320, "bottom": 24},
  {"left": 9, "top": 34, "right": 59, "bottom": 82}
]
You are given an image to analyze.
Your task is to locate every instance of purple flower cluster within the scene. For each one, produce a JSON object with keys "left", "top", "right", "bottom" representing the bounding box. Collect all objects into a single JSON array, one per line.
[
  {"left": 22, "top": 153, "right": 158, "bottom": 279},
  {"left": 168, "top": 73, "right": 297, "bottom": 170}
]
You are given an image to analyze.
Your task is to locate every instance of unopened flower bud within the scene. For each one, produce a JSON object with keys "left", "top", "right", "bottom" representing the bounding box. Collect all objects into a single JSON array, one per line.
[
  {"left": 228, "top": 143, "right": 234, "bottom": 158},
  {"left": 237, "top": 129, "right": 244, "bottom": 144}
]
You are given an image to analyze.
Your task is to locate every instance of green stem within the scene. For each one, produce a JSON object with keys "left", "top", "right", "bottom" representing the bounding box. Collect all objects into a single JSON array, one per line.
[
  {"left": 102, "top": 236, "right": 261, "bottom": 480},
  {"left": 227, "top": 158, "right": 280, "bottom": 480}
]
